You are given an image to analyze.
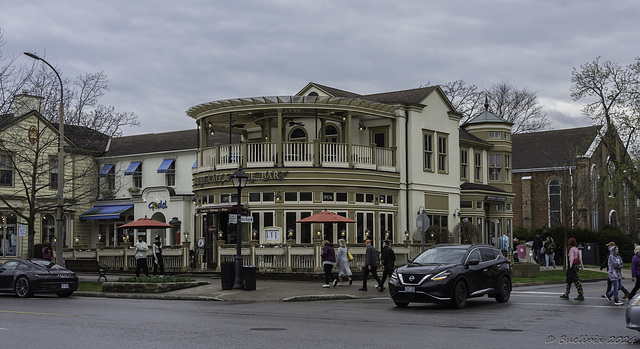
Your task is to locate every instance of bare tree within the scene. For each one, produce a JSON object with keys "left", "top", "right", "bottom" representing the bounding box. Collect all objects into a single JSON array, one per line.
[
  {"left": 436, "top": 79, "right": 550, "bottom": 133},
  {"left": 571, "top": 57, "right": 640, "bottom": 199}
]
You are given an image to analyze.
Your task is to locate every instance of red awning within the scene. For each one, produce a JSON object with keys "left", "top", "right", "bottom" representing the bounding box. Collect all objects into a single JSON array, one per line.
[{"left": 296, "top": 210, "right": 357, "bottom": 223}]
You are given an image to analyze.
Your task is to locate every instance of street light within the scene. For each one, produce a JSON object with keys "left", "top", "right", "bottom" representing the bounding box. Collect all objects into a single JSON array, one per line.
[
  {"left": 24, "top": 52, "right": 65, "bottom": 265},
  {"left": 231, "top": 168, "right": 248, "bottom": 289}
]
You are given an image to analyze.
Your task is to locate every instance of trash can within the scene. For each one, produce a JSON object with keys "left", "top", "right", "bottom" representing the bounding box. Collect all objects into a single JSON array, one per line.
[
  {"left": 581, "top": 242, "right": 599, "bottom": 266},
  {"left": 221, "top": 261, "right": 234, "bottom": 290},
  {"left": 242, "top": 266, "right": 257, "bottom": 291}
]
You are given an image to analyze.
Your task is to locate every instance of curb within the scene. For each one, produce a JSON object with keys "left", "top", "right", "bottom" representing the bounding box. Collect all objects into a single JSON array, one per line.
[
  {"left": 74, "top": 291, "right": 221, "bottom": 301},
  {"left": 282, "top": 294, "right": 359, "bottom": 302}
]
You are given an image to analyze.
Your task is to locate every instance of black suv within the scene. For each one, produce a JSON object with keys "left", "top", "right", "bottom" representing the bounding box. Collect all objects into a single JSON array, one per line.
[{"left": 388, "top": 244, "right": 512, "bottom": 308}]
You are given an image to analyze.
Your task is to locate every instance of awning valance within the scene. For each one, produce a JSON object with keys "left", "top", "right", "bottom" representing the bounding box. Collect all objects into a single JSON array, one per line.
[
  {"left": 124, "top": 161, "right": 141, "bottom": 176},
  {"left": 79, "top": 204, "right": 133, "bottom": 221},
  {"left": 98, "top": 164, "right": 114, "bottom": 177},
  {"left": 157, "top": 159, "right": 174, "bottom": 173}
]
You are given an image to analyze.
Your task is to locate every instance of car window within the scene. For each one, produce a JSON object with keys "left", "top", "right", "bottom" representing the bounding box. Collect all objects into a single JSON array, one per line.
[
  {"left": 467, "top": 249, "right": 481, "bottom": 262},
  {"left": 16, "top": 263, "right": 29, "bottom": 271},
  {"left": 0, "top": 260, "right": 18, "bottom": 270},
  {"left": 481, "top": 248, "right": 497, "bottom": 262},
  {"left": 414, "top": 247, "right": 467, "bottom": 264}
]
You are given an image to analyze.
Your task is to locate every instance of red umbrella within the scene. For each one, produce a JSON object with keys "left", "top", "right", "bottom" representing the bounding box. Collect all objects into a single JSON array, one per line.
[
  {"left": 117, "top": 217, "right": 173, "bottom": 229},
  {"left": 296, "top": 210, "right": 357, "bottom": 223}
]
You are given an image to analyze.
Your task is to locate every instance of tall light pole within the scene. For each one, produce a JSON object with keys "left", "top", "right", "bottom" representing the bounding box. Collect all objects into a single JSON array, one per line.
[
  {"left": 231, "top": 168, "right": 248, "bottom": 289},
  {"left": 24, "top": 52, "right": 65, "bottom": 265}
]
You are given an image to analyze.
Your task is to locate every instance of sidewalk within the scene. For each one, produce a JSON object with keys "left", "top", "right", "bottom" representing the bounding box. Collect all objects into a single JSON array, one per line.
[{"left": 73, "top": 265, "right": 615, "bottom": 302}]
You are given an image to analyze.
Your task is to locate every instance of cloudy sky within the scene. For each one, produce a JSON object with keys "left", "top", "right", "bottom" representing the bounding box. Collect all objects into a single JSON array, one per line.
[{"left": 1, "top": 1, "right": 638, "bottom": 135}]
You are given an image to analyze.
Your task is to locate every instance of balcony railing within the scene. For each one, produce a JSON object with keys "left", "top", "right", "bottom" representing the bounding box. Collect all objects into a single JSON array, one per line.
[{"left": 197, "top": 142, "right": 396, "bottom": 172}]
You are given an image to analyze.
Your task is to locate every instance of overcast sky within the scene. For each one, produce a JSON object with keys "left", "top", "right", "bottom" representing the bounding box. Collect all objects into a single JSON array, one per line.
[{"left": 1, "top": 1, "right": 638, "bottom": 135}]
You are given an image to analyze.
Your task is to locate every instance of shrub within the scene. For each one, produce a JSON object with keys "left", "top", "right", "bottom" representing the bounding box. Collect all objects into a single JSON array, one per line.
[{"left": 116, "top": 276, "right": 195, "bottom": 283}]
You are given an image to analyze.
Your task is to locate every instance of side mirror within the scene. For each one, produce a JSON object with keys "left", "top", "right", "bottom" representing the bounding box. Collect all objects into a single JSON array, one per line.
[
  {"left": 466, "top": 258, "right": 480, "bottom": 267},
  {"left": 408, "top": 258, "right": 414, "bottom": 264}
]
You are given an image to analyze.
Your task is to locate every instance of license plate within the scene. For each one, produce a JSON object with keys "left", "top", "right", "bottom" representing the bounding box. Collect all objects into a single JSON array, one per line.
[
  {"left": 61, "top": 284, "right": 69, "bottom": 289},
  {"left": 405, "top": 286, "right": 415, "bottom": 293}
]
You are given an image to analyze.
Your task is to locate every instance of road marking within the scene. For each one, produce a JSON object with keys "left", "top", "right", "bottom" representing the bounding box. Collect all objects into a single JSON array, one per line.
[
  {"left": 512, "top": 291, "right": 560, "bottom": 295},
  {"left": 0, "top": 310, "right": 84, "bottom": 317},
  {"left": 0, "top": 328, "right": 8, "bottom": 330}
]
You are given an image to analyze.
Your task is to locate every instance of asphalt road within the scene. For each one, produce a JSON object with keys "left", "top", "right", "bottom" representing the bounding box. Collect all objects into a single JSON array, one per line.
[{"left": 1, "top": 279, "right": 637, "bottom": 349}]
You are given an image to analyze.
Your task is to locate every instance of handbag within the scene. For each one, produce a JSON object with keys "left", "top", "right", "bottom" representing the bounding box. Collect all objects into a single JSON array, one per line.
[{"left": 347, "top": 250, "right": 354, "bottom": 262}]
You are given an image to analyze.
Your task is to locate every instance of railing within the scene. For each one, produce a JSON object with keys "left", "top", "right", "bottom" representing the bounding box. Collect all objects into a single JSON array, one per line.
[
  {"left": 62, "top": 243, "right": 420, "bottom": 273},
  {"left": 197, "top": 142, "right": 396, "bottom": 172}
]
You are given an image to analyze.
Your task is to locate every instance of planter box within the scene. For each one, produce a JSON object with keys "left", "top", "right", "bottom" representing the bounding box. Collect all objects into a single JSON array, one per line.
[
  {"left": 512, "top": 262, "right": 540, "bottom": 278},
  {"left": 101, "top": 281, "right": 208, "bottom": 293}
]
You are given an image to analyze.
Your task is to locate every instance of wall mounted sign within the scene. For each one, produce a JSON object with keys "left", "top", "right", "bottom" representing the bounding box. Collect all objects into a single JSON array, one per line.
[
  {"left": 193, "top": 170, "right": 288, "bottom": 187},
  {"left": 485, "top": 196, "right": 507, "bottom": 202},
  {"left": 148, "top": 200, "right": 168, "bottom": 211},
  {"left": 28, "top": 125, "right": 38, "bottom": 144}
]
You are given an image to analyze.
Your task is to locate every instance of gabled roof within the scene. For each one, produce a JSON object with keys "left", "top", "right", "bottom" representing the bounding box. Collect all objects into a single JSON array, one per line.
[
  {"left": 104, "top": 129, "right": 241, "bottom": 157},
  {"left": 303, "top": 82, "right": 439, "bottom": 106},
  {"left": 512, "top": 126, "right": 601, "bottom": 170}
]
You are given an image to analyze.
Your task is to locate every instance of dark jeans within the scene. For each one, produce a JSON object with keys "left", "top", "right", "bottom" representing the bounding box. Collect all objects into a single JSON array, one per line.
[
  {"left": 380, "top": 265, "right": 394, "bottom": 285},
  {"left": 136, "top": 258, "right": 149, "bottom": 277},
  {"left": 362, "top": 265, "right": 382, "bottom": 289},
  {"left": 153, "top": 254, "right": 164, "bottom": 275},
  {"left": 629, "top": 277, "right": 640, "bottom": 299},
  {"left": 323, "top": 263, "right": 335, "bottom": 284}
]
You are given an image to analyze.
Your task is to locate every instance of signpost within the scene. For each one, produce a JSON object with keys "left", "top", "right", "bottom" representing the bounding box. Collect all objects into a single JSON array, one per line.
[{"left": 416, "top": 213, "right": 430, "bottom": 252}]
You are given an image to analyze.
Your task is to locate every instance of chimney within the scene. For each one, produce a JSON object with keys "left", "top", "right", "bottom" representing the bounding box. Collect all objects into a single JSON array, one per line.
[{"left": 13, "top": 93, "right": 44, "bottom": 116}]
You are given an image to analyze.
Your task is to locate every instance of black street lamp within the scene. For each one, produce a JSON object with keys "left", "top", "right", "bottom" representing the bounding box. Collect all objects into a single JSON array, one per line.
[
  {"left": 24, "top": 52, "right": 65, "bottom": 264},
  {"left": 231, "top": 168, "right": 248, "bottom": 289}
]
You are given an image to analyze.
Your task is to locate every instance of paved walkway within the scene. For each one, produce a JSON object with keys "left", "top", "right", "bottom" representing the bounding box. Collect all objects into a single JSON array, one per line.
[{"left": 73, "top": 265, "right": 618, "bottom": 302}]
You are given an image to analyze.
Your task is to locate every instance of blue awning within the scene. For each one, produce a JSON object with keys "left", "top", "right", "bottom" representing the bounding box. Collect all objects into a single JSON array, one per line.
[
  {"left": 98, "top": 164, "right": 114, "bottom": 177},
  {"left": 79, "top": 204, "right": 133, "bottom": 221},
  {"left": 124, "top": 161, "right": 141, "bottom": 176},
  {"left": 157, "top": 159, "right": 174, "bottom": 173}
]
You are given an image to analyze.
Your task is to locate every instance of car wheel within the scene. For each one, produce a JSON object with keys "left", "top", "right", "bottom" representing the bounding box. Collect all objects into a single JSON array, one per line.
[
  {"left": 56, "top": 291, "right": 74, "bottom": 298},
  {"left": 15, "top": 276, "right": 34, "bottom": 298},
  {"left": 495, "top": 277, "right": 511, "bottom": 303},
  {"left": 394, "top": 300, "right": 409, "bottom": 308},
  {"left": 451, "top": 281, "right": 467, "bottom": 309}
]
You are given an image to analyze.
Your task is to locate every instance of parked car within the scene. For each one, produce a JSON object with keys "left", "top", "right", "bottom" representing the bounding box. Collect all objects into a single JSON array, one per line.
[
  {"left": 626, "top": 295, "right": 640, "bottom": 331},
  {"left": 0, "top": 259, "right": 78, "bottom": 298},
  {"left": 388, "top": 244, "right": 512, "bottom": 308}
]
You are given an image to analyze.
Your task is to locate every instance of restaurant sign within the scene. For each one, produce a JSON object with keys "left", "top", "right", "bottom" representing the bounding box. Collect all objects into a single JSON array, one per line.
[{"left": 193, "top": 170, "right": 288, "bottom": 187}]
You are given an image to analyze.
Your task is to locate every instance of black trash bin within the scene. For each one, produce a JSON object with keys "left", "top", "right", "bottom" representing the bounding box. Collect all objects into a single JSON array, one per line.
[
  {"left": 581, "top": 242, "right": 599, "bottom": 266},
  {"left": 221, "top": 261, "right": 234, "bottom": 290},
  {"left": 243, "top": 266, "right": 257, "bottom": 291}
]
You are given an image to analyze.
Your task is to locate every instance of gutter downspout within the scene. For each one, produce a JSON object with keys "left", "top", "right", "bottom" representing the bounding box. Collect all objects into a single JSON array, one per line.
[
  {"left": 405, "top": 109, "right": 410, "bottom": 236},
  {"left": 570, "top": 166, "right": 575, "bottom": 228}
]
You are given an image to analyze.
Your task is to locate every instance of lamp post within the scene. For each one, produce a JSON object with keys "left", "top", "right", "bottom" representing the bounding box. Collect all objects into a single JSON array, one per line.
[
  {"left": 24, "top": 52, "right": 65, "bottom": 265},
  {"left": 231, "top": 168, "right": 248, "bottom": 289}
]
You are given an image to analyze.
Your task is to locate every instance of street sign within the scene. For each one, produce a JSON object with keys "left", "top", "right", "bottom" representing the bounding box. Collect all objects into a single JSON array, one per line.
[
  {"left": 229, "top": 214, "right": 238, "bottom": 224},
  {"left": 416, "top": 213, "right": 430, "bottom": 232},
  {"left": 241, "top": 216, "right": 253, "bottom": 223},
  {"left": 18, "top": 224, "right": 27, "bottom": 237},
  {"left": 229, "top": 215, "right": 253, "bottom": 224}
]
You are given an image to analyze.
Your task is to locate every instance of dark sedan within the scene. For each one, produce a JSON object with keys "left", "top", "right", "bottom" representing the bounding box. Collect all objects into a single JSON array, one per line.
[
  {"left": 0, "top": 259, "right": 78, "bottom": 298},
  {"left": 388, "top": 244, "right": 512, "bottom": 308}
]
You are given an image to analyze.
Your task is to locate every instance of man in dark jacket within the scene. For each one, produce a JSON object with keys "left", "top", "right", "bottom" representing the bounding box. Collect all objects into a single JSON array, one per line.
[
  {"left": 360, "top": 239, "right": 383, "bottom": 292},
  {"left": 380, "top": 240, "right": 396, "bottom": 290},
  {"left": 532, "top": 234, "right": 543, "bottom": 265}
]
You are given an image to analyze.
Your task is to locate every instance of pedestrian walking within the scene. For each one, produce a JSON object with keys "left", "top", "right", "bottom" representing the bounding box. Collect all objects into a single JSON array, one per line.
[
  {"left": 360, "top": 239, "right": 383, "bottom": 292},
  {"left": 532, "top": 234, "right": 543, "bottom": 265},
  {"left": 152, "top": 236, "right": 164, "bottom": 276},
  {"left": 380, "top": 240, "right": 396, "bottom": 289},
  {"left": 335, "top": 238, "right": 353, "bottom": 286},
  {"left": 544, "top": 236, "right": 557, "bottom": 269},
  {"left": 601, "top": 241, "right": 617, "bottom": 298},
  {"left": 321, "top": 240, "right": 337, "bottom": 288},
  {"left": 628, "top": 246, "right": 640, "bottom": 299},
  {"left": 516, "top": 240, "right": 527, "bottom": 263},
  {"left": 560, "top": 238, "right": 584, "bottom": 300},
  {"left": 605, "top": 245, "right": 625, "bottom": 305},
  {"left": 135, "top": 235, "right": 150, "bottom": 278}
]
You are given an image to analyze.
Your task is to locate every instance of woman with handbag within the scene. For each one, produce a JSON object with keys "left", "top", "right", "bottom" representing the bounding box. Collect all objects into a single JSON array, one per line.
[
  {"left": 335, "top": 239, "right": 353, "bottom": 286},
  {"left": 560, "top": 238, "right": 584, "bottom": 300}
]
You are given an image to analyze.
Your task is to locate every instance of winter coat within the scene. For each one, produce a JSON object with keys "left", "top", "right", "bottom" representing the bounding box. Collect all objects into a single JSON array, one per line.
[
  {"left": 608, "top": 246, "right": 624, "bottom": 281},
  {"left": 544, "top": 241, "right": 556, "bottom": 255},
  {"left": 321, "top": 243, "right": 336, "bottom": 264},
  {"left": 632, "top": 254, "right": 640, "bottom": 279},
  {"left": 381, "top": 245, "right": 396, "bottom": 270},
  {"left": 365, "top": 245, "right": 379, "bottom": 268}
]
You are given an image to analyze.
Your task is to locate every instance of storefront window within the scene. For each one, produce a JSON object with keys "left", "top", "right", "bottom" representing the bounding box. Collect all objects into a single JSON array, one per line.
[{"left": 1, "top": 213, "right": 17, "bottom": 257}]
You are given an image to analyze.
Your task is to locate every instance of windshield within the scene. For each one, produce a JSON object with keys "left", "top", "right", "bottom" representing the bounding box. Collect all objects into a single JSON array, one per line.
[{"left": 413, "top": 247, "right": 467, "bottom": 265}]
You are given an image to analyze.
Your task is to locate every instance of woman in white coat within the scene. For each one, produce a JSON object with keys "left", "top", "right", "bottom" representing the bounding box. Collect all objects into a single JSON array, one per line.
[{"left": 335, "top": 239, "right": 353, "bottom": 286}]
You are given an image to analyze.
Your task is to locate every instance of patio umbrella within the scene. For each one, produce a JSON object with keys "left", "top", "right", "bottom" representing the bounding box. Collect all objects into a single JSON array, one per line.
[
  {"left": 296, "top": 210, "right": 357, "bottom": 223},
  {"left": 117, "top": 217, "right": 174, "bottom": 229}
]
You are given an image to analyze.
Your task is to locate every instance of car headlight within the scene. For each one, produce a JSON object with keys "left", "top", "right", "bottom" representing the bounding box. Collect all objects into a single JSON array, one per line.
[
  {"left": 391, "top": 270, "right": 398, "bottom": 280},
  {"left": 431, "top": 270, "right": 451, "bottom": 281}
]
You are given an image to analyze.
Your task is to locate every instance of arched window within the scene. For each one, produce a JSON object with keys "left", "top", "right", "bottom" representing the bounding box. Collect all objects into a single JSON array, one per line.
[
  {"left": 289, "top": 127, "right": 307, "bottom": 142},
  {"left": 308, "top": 92, "right": 319, "bottom": 97},
  {"left": 591, "top": 165, "right": 599, "bottom": 228},
  {"left": 42, "top": 214, "right": 55, "bottom": 244},
  {"left": 548, "top": 179, "right": 561, "bottom": 226},
  {"left": 325, "top": 124, "right": 339, "bottom": 143},
  {"left": 609, "top": 210, "right": 618, "bottom": 227}
]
